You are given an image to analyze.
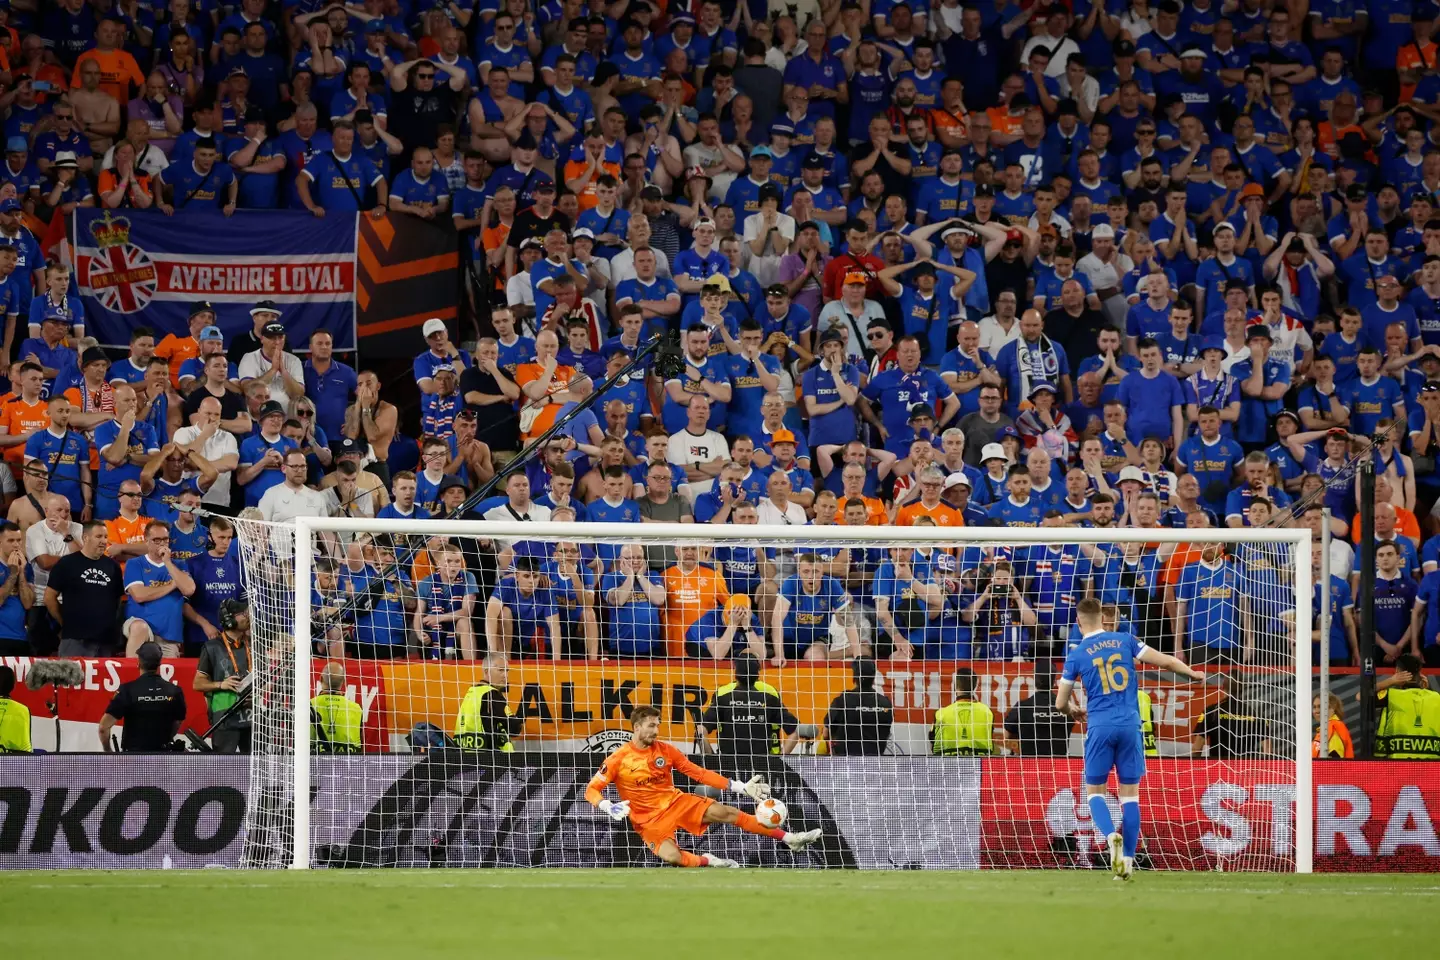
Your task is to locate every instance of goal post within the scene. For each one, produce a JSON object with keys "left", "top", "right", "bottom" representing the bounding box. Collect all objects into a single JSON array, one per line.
[{"left": 237, "top": 517, "right": 1312, "bottom": 872}]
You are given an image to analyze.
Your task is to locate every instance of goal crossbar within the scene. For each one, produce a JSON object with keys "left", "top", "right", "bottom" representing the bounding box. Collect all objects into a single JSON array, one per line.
[{"left": 286, "top": 517, "right": 1313, "bottom": 872}]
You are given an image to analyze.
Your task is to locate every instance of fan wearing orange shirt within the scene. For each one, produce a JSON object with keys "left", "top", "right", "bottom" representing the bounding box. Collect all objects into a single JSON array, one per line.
[
  {"left": 563, "top": 129, "right": 621, "bottom": 211},
  {"left": 512, "top": 329, "right": 577, "bottom": 441},
  {"left": 154, "top": 301, "right": 213, "bottom": 388},
  {"left": 1160, "top": 509, "right": 1212, "bottom": 613},
  {"left": 104, "top": 479, "right": 150, "bottom": 559},
  {"left": 893, "top": 467, "right": 963, "bottom": 527},
  {"left": 662, "top": 543, "right": 729, "bottom": 657},
  {"left": 1397, "top": 28, "right": 1438, "bottom": 102},
  {"left": 71, "top": 19, "right": 145, "bottom": 105},
  {"left": 585, "top": 704, "right": 822, "bottom": 867},
  {"left": 0, "top": 362, "right": 50, "bottom": 468}
]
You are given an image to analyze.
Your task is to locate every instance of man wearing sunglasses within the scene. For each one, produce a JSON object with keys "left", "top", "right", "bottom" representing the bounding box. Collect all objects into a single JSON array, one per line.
[{"left": 121, "top": 519, "right": 196, "bottom": 658}]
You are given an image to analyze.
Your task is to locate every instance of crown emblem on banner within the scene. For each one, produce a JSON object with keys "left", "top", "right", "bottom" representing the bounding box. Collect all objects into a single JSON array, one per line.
[{"left": 89, "top": 211, "right": 132, "bottom": 249}]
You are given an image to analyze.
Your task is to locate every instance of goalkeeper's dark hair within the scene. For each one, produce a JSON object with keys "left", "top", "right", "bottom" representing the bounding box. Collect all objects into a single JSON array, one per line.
[{"left": 630, "top": 704, "right": 661, "bottom": 726}]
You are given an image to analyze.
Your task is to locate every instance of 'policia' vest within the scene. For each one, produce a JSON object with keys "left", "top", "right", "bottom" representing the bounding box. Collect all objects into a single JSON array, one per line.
[
  {"left": 1137, "top": 689, "right": 1158, "bottom": 757},
  {"left": 454, "top": 683, "right": 516, "bottom": 751},
  {"left": 1377, "top": 687, "right": 1440, "bottom": 759},
  {"left": 712, "top": 680, "right": 785, "bottom": 755},
  {"left": 931, "top": 699, "right": 995, "bottom": 756}
]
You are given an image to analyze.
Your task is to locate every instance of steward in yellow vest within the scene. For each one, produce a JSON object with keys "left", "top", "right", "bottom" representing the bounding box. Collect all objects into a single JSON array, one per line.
[
  {"left": 931, "top": 668, "right": 994, "bottom": 756},
  {"left": 0, "top": 666, "right": 31, "bottom": 754},
  {"left": 311, "top": 662, "right": 363, "bottom": 755},
  {"left": 1376, "top": 656, "right": 1440, "bottom": 759},
  {"left": 454, "top": 653, "right": 520, "bottom": 751},
  {"left": 1137, "top": 688, "right": 1158, "bottom": 757}
]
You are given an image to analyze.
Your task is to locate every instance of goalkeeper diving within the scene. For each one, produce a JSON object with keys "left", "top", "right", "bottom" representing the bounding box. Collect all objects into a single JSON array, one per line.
[
  {"left": 586, "top": 704, "right": 822, "bottom": 868},
  {"left": 1056, "top": 597, "right": 1204, "bottom": 881}
]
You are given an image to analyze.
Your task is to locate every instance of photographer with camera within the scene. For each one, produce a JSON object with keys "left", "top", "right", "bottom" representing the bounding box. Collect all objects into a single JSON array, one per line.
[
  {"left": 193, "top": 599, "right": 252, "bottom": 754},
  {"left": 99, "top": 641, "right": 187, "bottom": 752},
  {"left": 963, "top": 559, "right": 1038, "bottom": 660}
]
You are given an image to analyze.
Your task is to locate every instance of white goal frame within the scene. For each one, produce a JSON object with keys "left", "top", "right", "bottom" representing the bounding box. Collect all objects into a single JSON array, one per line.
[{"left": 288, "top": 518, "right": 1314, "bottom": 872}]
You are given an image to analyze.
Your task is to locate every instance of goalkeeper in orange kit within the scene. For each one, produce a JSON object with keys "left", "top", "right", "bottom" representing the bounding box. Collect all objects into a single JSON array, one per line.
[{"left": 586, "top": 704, "right": 823, "bottom": 868}]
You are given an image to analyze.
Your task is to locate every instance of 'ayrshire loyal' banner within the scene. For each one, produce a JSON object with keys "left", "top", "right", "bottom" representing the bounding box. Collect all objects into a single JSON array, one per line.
[{"left": 71, "top": 209, "right": 358, "bottom": 351}]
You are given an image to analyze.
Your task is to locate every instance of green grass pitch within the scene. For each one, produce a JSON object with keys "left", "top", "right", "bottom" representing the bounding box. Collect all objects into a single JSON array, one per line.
[{"left": 3, "top": 871, "right": 1436, "bottom": 959}]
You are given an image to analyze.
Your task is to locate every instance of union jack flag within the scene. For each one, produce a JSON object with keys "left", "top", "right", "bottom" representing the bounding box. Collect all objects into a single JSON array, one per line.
[{"left": 83, "top": 242, "right": 158, "bottom": 314}]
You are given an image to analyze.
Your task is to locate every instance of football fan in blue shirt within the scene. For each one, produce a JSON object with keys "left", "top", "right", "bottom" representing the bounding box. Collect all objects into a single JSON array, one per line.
[{"left": 157, "top": 138, "right": 237, "bottom": 215}]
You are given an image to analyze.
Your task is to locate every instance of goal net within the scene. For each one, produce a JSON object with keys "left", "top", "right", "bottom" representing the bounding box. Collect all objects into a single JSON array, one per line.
[{"left": 230, "top": 517, "right": 1312, "bottom": 872}]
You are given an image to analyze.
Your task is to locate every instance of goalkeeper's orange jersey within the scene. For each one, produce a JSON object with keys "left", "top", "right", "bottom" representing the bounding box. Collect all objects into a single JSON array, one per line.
[{"left": 584, "top": 739, "right": 729, "bottom": 827}]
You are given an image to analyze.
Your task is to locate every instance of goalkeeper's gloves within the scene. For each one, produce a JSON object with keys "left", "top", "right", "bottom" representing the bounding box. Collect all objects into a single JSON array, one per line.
[
  {"left": 598, "top": 798, "right": 630, "bottom": 821},
  {"left": 730, "top": 776, "right": 770, "bottom": 802}
]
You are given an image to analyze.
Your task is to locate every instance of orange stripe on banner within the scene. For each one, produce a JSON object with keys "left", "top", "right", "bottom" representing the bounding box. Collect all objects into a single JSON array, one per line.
[
  {"left": 371, "top": 216, "right": 396, "bottom": 250},
  {"left": 357, "top": 304, "right": 456, "bottom": 336},
  {"left": 355, "top": 282, "right": 370, "bottom": 311},
  {"left": 374, "top": 252, "right": 458, "bottom": 282},
  {"left": 356, "top": 234, "right": 382, "bottom": 282},
  {"left": 356, "top": 234, "right": 456, "bottom": 285}
]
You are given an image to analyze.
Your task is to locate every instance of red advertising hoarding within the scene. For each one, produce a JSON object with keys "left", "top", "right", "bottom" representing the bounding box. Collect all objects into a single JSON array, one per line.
[
  {"left": 980, "top": 759, "right": 1440, "bottom": 871},
  {"left": 1, "top": 657, "right": 389, "bottom": 752}
]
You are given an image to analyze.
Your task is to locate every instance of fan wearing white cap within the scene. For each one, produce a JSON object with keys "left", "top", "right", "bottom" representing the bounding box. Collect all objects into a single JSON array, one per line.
[
  {"left": 1194, "top": 220, "right": 1255, "bottom": 322},
  {"left": 1156, "top": 47, "right": 1225, "bottom": 127},
  {"left": 1113, "top": 464, "right": 1147, "bottom": 510},
  {"left": 416, "top": 317, "right": 471, "bottom": 395},
  {"left": 1076, "top": 222, "right": 1133, "bottom": 326},
  {"left": 941, "top": 470, "right": 989, "bottom": 527},
  {"left": 973, "top": 442, "right": 1011, "bottom": 506}
]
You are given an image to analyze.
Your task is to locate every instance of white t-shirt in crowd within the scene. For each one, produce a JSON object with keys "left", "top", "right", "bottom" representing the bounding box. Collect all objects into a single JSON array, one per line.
[
  {"left": 667, "top": 429, "right": 729, "bottom": 472},
  {"left": 27, "top": 518, "right": 81, "bottom": 593},
  {"left": 237, "top": 349, "right": 306, "bottom": 405},
  {"left": 172, "top": 425, "right": 240, "bottom": 507}
]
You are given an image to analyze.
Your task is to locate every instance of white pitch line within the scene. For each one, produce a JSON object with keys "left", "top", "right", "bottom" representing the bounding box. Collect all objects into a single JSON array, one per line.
[{"left": 10, "top": 879, "right": 1440, "bottom": 896}]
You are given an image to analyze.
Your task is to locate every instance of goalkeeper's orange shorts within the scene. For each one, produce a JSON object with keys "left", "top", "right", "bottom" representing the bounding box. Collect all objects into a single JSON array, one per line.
[{"left": 637, "top": 792, "right": 714, "bottom": 854}]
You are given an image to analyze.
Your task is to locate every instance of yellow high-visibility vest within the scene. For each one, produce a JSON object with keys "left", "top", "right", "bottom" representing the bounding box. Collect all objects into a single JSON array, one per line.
[
  {"left": 931, "top": 699, "right": 994, "bottom": 756},
  {"left": 454, "top": 683, "right": 516, "bottom": 751},
  {"left": 1377, "top": 688, "right": 1440, "bottom": 759},
  {"left": 311, "top": 694, "right": 363, "bottom": 754}
]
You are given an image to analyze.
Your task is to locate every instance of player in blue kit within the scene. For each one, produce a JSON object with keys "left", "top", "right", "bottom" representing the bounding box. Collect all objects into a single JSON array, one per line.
[{"left": 1057, "top": 598, "right": 1204, "bottom": 881}]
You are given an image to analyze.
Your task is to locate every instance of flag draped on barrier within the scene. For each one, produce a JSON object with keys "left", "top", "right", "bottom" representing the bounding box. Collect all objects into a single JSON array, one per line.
[
  {"left": 354, "top": 212, "right": 461, "bottom": 357},
  {"left": 71, "top": 209, "right": 358, "bottom": 350}
]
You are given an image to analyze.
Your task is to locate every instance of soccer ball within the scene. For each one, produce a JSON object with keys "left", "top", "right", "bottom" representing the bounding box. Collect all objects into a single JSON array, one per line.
[{"left": 755, "top": 798, "right": 788, "bottom": 829}]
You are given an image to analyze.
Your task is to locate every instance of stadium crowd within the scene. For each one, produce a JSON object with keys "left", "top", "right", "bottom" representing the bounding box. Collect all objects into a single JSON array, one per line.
[{"left": 0, "top": 0, "right": 1438, "bottom": 712}]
